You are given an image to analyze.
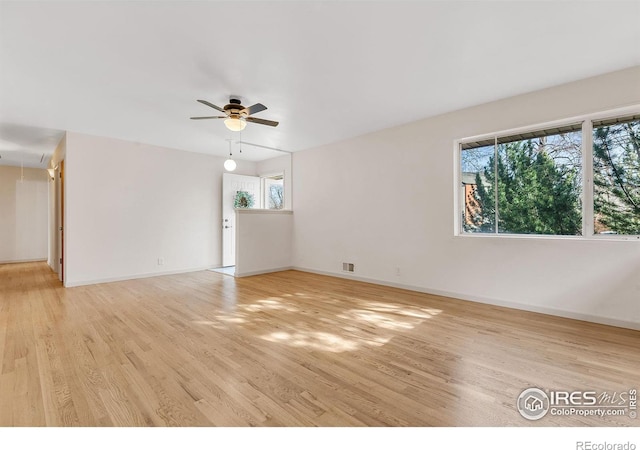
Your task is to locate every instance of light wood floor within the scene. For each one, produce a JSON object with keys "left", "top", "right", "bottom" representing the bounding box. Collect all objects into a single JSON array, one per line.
[{"left": 0, "top": 262, "right": 638, "bottom": 426}]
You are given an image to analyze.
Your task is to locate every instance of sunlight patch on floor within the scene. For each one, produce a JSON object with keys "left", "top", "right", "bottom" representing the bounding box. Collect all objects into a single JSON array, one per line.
[
  {"left": 191, "top": 319, "right": 229, "bottom": 330},
  {"left": 254, "top": 296, "right": 443, "bottom": 353},
  {"left": 336, "top": 301, "right": 442, "bottom": 331},
  {"left": 240, "top": 297, "right": 299, "bottom": 313},
  {"left": 338, "top": 310, "right": 415, "bottom": 330},
  {"left": 192, "top": 290, "right": 444, "bottom": 353},
  {"left": 192, "top": 320, "right": 217, "bottom": 326},
  {"left": 261, "top": 330, "right": 360, "bottom": 352},
  {"left": 215, "top": 314, "right": 246, "bottom": 324},
  {"left": 357, "top": 301, "right": 442, "bottom": 318}
]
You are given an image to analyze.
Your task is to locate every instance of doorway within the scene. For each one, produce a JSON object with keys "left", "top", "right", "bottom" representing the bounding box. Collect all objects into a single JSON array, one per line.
[
  {"left": 220, "top": 171, "right": 287, "bottom": 271},
  {"left": 221, "top": 173, "right": 261, "bottom": 268}
]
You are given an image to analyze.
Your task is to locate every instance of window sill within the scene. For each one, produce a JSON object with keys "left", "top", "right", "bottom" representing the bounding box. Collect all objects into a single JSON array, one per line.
[
  {"left": 235, "top": 209, "right": 293, "bottom": 215},
  {"left": 454, "top": 232, "right": 640, "bottom": 242}
]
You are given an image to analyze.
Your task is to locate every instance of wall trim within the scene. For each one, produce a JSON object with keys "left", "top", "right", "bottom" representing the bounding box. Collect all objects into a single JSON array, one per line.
[
  {"left": 292, "top": 266, "right": 640, "bottom": 331},
  {"left": 235, "top": 266, "right": 294, "bottom": 278},
  {"left": 0, "top": 258, "right": 47, "bottom": 265},
  {"left": 64, "top": 266, "right": 215, "bottom": 287}
]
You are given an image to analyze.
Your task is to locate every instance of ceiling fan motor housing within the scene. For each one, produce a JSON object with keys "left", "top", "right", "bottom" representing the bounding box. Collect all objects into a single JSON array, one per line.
[{"left": 224, "top": 98, "right": 247, "bottom": 118}]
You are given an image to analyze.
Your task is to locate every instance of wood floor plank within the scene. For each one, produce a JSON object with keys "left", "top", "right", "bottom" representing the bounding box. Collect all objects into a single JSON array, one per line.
[
  {"left": 0, "top": 261, "right": 639, "bottom": 426},
  {"left": 0, "top": 369, "right": 16, "bottom": 425}
]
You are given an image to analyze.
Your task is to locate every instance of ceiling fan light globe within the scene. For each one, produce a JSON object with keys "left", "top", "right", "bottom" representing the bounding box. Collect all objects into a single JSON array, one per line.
[
  {"left": 224, "top": 158, "right": 237, "bottom": 172},
  {"left": 224, "top": 117, "right": 247, "bottom": 131}
]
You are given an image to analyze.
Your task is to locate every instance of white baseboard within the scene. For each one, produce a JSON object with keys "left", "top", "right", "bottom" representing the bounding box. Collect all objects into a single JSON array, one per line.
[
  {"left": 64, "top": 266, "right": 215, "bottom": 287},
  {"left": 0, "top": 258, "right": 47, "bottom": 265},
  {"left": 293, "top": 266, "right": 640, "bottom": 331},
  {"left": 235, "top": 266, "right": 293, "bottom": 278}
]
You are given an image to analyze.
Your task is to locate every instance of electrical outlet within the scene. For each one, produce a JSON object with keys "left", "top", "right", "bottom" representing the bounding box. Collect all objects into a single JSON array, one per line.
[
  {"left": 157, "top": 258, "right": 164, "bottom": 266},
  {"left": 395, "top": 267, "right": 401, "bottom": 276}
]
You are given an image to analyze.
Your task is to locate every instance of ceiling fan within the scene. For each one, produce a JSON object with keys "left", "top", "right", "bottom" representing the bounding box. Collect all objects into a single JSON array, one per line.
[{"left": 190, "top": 97, "right": 279, "bottom": 131}]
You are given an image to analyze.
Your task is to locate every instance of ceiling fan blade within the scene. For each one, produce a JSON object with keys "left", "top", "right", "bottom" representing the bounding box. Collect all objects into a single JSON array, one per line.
[
  {"left": 197, "top": 100, "right": 225, "bottom": 113},
  {"left": 190, "top": 116, "right": 226, "bottom": 120},
  {"left": 244, "top": 103, "right": 267, "bottom": 116},
  {"left": 246, "top": 117, "right": 279, "bottom": 127}
]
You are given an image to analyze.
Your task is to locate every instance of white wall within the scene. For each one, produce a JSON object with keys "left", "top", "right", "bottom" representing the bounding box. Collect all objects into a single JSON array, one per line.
[
  {"left": 0, "top": 166, "right": 48, "bottom": 263},
  {"left": 292, "top": 66, "right": 640, "bottom": 329},
  {"left": 235, "top": 209, "right": 293, "bottom": 277},
  {"left": 64, "top": 132, "right": 256, "bottom": 286},
  {"left": 257, "top": 154, "right": 293, "bottom": 210}
]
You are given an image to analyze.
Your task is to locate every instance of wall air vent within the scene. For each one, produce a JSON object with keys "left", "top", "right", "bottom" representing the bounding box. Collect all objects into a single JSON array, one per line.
[{"left": 342, "top": 263, "right": 355, "bottom": 272}]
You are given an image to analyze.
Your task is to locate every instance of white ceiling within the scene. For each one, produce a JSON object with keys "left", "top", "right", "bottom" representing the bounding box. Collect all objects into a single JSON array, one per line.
[
  {"left": 0, "top": 123, "right": 64, "bottom": 168},
  {"left": 1, "top": 1, "right": 639, "bottom": 163}
]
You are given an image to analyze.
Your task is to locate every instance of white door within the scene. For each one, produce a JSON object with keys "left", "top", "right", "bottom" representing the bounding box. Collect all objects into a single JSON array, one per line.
[{"left": 222, "top": 173, "right": 261, "bottom": 267}]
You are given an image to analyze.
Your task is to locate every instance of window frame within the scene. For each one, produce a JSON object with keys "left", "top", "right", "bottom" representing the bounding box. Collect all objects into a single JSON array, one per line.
[{"left": 454, "top": 105, "right": 640, "bottom": 241}]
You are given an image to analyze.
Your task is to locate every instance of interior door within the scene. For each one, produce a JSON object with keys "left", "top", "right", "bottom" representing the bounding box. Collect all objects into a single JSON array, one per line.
[{"left": 222, "top": 173, "right": 261, "bottom": 267}]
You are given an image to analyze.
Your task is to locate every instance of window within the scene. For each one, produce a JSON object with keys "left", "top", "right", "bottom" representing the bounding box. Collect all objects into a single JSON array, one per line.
[
  {"left": 263, "top": 175, "right": 284, "bottom": 210},
  {"left": 592, "top": 116, "right": 640, "bottom": 235},
  {"left": 461, "top": 144, "right": 495, "bottom": 233},
  {"left": 458, "top": 111, "right": 640, "bottom": 238}
]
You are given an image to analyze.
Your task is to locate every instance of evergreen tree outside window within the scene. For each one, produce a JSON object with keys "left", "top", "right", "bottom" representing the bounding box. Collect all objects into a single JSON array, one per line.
[
  {"left": 461, "top": 128, "right": 582, "bottom": 236},
  {"left": 593, "top": 117, "right": 640, "bottom": 235},
  {"left": 461, "top": 145, "right": 494, "bottom": 233},
  {"left": 459, "top": 112, "right": 640, "bottom": 238}
]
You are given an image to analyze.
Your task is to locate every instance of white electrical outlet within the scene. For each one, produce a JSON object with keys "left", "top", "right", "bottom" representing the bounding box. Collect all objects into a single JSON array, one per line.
[
  {"left": 157, "top": 258, "right": 164, "bottom": 266},
  {"left": 395, "top": 267, "right": 401, "bottom": 276}
]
